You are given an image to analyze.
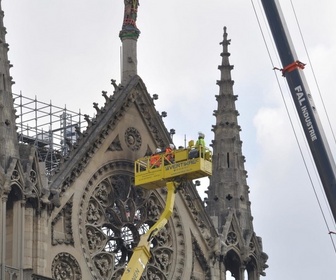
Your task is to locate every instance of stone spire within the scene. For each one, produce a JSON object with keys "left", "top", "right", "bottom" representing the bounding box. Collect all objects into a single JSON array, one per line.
[
  {"left": 206, "top": 26, "right": 254, "bottom": 234},
  {"left": 206, "top": 27, "right": 268, "bottom": 278},
  {"left": 119, "top": 0, "right": 140, "bottom": 85},
  {"left": 0, "top": 2, "right": 19, "bottom": 170}
]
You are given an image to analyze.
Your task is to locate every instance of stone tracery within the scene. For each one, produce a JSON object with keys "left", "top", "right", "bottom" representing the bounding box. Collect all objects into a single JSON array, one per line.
[
  {"left": 51, "top": 253, "right": 81, "bottom": 280},
  {"left": 79, "top": 161, "right": 184, "bottom": 279}
]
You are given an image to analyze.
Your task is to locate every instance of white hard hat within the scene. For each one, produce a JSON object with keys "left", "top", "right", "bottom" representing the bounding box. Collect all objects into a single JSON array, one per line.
[
  {"left": 156, "top": 148, "right": 161, "bottom": 153},
  {"left": 198, "top": 132, "right": 205, "bottom": 138},
  {"left": 169, "top": 144, "right": 175, "bottom": 149}
]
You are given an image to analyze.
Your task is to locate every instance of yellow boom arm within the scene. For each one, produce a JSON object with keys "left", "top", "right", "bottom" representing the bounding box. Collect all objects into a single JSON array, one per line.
[
  {"left": 121, "top": 145, "right": 212, "bottom": 279},
  {"left": 121, "top": 181, "right": 177, "bottom": 280}
]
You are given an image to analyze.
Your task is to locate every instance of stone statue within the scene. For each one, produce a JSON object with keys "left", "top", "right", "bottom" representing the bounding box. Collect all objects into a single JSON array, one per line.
[{"left": 122, "top": 0, "right": 139, "bottom": 28}]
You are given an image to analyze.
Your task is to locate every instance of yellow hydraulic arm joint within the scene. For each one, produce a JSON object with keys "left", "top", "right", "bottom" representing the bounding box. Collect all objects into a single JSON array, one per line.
[{"left": 121, "top": 181, "right": 178, "bottom": 280}]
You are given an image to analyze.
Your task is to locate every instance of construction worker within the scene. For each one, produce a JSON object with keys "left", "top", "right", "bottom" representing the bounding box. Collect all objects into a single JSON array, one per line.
[
  {"left": 195, "top": 132, "right": 206, "bottom": 147},
  {"left": 195, "top": 132, "right": 206, "bottom": 157},
  {"left": 164, "top": 144, "right": 175, "bottom": 164},
  {"left": 150, "top": 148, "right": 162, "bottom": 168}
]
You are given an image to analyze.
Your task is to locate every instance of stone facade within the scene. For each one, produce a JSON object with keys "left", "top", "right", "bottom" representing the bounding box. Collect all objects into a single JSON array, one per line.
[{"left": 0, "top": 2, "right": 267, "bottom": 279}]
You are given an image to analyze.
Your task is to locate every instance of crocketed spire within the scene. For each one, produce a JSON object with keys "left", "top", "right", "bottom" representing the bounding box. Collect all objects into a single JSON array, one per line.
[{"left": 0, "top": 2, "right": 19, "bottom": 170}]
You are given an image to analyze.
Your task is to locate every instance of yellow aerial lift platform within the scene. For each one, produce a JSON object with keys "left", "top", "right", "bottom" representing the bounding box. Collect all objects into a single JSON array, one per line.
[
  {"left": 134, "top": 145, "right": 212, "bottom": 190},
  {"left": 121, "top": 144, "right": 212, "bottom": 280}
]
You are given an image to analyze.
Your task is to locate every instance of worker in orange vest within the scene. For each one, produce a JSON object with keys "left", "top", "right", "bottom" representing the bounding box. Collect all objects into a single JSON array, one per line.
[
  {"left": 150, "top": 148, "right": 162, "bottom": 168},
  {"left": 164, "top": 144, "right": 175, "bottom": 164}
]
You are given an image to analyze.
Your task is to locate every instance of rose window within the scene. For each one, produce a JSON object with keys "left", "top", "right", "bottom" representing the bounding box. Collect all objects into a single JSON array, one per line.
[{"left": 80, "top": 164, "right": 179, "bottom": 279}]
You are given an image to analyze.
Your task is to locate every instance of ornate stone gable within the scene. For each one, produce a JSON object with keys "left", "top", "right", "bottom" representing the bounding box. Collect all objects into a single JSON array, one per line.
[
  {"left": 0, "top": 145, "right": 48, "bottom": 205},
  {"left": 2, "top": 158, "right": 24, "bottom": 193},
  {"left": 46, "top": 75, "right": 208, "bottom": 279},
  {"left": 19, "top": 145, "right": 50, "bottom": 204},
  {"left": 220, "top": 210, "right": 268, "bottom": 277},
  {"left": 49, "top": 75, "right": 172, "bottom": 205}
]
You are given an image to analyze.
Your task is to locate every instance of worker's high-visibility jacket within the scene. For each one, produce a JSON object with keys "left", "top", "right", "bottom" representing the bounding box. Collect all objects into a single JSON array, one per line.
[
  {"left": 150, "top": 154, "right": 161, "bottom": 167},
  {"left": 165, "top": 147, "right": 174, "bottom": 163},
  {"left": 195, "top": 137, "right": 206, "bottom": 149}
]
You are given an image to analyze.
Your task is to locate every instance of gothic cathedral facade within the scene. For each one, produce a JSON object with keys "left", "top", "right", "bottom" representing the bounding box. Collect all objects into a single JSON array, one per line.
[{"left": 0, "top": 2, "right": 267, "bottom": 279}]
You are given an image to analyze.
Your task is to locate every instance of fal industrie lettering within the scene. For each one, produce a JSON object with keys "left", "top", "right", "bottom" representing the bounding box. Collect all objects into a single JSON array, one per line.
[
  {"left": 295, "top": 85, "right": 317, "bottom": 141},
  {"left": 165, "top": 159, "right": 197, "bottom": 171}
]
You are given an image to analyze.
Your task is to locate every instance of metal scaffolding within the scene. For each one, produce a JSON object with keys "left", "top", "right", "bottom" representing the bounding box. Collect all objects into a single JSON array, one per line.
[{"left": 14, "top": 92, "right": 87, "bottom": 177}]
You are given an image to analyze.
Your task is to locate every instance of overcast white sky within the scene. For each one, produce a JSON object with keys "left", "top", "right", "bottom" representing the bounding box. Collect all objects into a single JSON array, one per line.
[{"left": 3, "top": 0, "right": 336, "bottom": 279}]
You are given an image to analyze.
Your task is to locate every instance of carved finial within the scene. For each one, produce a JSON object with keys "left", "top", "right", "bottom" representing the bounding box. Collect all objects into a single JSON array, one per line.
[
  {"left": 111, "top": 79, "right": 119, "bottom": 91},
  {"left": 84, "top": 114, "right": 92, "bottom": 126},
  {"left": 93, "top": 102, "right": 101, "bottom": 114},
  {"left": 102, "top": 91, "right": 110, "bottom": 103},
  {"left": 220, "top": 26, "right": 231, "bottom": 46}
]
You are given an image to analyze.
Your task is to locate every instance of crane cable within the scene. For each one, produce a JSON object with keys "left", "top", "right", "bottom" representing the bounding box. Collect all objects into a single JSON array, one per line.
[
  {"left": 250, "top": 0, "right": 336, "bottom": 254},
  {"left": 289, "top": 0, "right": 336, "bottom": 147},
  {"left": 288, "top": 0, "right": 336, "bottom": 232},
  {"left": 289, "top": 0, "right": 336, "bottom": 233}
]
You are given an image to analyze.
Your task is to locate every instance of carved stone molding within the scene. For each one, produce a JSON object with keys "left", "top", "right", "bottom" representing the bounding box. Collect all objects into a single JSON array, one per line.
[
  {"left": 191, "top": 235, "right": 211, "bottom": 280},
  {"left": 51, "top": 196, "right": 74, "bottom": 246},
  {"left": 138, "top": 101, "right": 165, "bottom": 149}
]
